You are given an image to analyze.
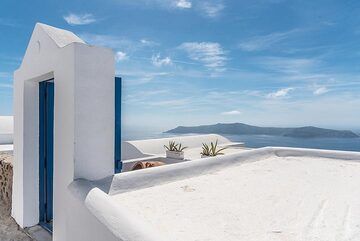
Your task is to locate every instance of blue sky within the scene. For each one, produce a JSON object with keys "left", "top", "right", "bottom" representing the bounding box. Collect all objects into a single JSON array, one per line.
[{"left": 1, "top": 0, "right": 360, "bottom": 131}]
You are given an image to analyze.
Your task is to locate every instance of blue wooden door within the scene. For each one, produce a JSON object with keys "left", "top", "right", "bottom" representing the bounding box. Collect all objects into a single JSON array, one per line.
[
  {"left": 39, "top": 80, "right": 54, "bottom": 231},
  {"left": 115, "top": 77, "right": 122, "bottom": 173}
]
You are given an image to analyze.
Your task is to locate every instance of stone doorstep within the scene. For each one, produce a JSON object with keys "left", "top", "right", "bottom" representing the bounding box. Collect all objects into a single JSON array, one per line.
[{"left": 25, "top": 225, "right": 52, "bottom": 241}]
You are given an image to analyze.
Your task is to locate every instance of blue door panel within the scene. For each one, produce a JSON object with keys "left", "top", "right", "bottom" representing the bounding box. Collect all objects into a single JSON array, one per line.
[
  {"left": 39, "top": 80, "right": 54, "bottom": 232},
  {"left": 115, "top": 77, "right": 122, "bottom": 173},
  {"left": 45, "top": 82, "right": 54, "bottom": 221}
]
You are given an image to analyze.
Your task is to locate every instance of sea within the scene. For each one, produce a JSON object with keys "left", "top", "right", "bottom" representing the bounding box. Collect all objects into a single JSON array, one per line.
[
  {"left": 2, "top": 130, "right": 360, "bottom": 153},
  {"left": 0, "top": 134, "right": 12, "bottom": 145},
  {"left": 122, "top": 129, "right": 360, "bottom": 153}
]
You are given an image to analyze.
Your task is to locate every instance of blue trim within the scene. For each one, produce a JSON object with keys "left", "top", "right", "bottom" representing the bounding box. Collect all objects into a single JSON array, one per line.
[
  {"left": 39, "top": 80, "right": 54, "bottom": 232},
  {"left": 115, "top": 77, "right": 122, "bottom": 173}
]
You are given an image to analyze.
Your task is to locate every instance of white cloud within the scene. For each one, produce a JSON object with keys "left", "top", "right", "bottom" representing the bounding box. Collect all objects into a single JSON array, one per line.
[
  {"left": 238, "top": 29, "right": 300, "bottom": 51},
  {"left": 0, "top": 72, "right": 11, "bottom": 78},
  {"left": 198, "top": 2, "right": 225, "bottom": 18},
  {"left": 63, "top": 13, "right": 96, "bottom": 25},
  {"left": 258, "top": 57, "right": 319, "bottom": 75},
  {"left": 0, "top": 18, "right": 18, "bottom": 27},
  {"left": 151, "top": 54, "right": 172, "bottom": 67},
  {"left": 121, "top": 71, "right": 170, "bottom": 85},
  {"left": 221, "top": 110, "right": 242, "bottom": 115},
  {"left": 116, "top": 51, "right": 128, "bottom": 62},
  {"left": 267, "top": 88, "right": 294, "bottom": 99},
  {"left": 140, "top": 39, "right": 158, "bottom": 46},
  {"left": 0, "top": 83, "right": 12, "bottom": 89},
  {"left": 80, "top": 33, "right": 137, "bottom": 50},
  {"left": 179, "top": 42, "right": 227, "bottom": 71},
  {"left": 313, "top": 86, "right": 329, "bottom": 95},
  {"left": 116, "top": 0, "right": 225, "bottom": 18},
  {"left": 148, "top": 98, "right": 189, "bottom": 107},
  {"left": 176, "top": 0, "right": 192, "bottom": 8}
]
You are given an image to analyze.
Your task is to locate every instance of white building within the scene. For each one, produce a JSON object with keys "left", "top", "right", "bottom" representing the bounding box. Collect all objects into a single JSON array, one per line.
[
  {"left": 11, "top": 23, "right": 360, "bottom": 241},
  {"left": 12, "top": 23, "right": 115, "bottom": 239}
]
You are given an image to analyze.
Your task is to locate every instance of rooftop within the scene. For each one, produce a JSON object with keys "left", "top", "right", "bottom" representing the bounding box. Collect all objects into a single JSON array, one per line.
[{"left": 71, "top": 146, "right": 360, "bottom": 241}]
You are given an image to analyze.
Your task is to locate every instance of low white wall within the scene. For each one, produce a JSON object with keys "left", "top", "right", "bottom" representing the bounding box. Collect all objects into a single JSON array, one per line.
[
  {"left": 68, "top": 180, "right": 163, "bottom": 241},
  {"left": 0, "top": 116, "right": 13, "bottom": 133},
  {"left": 65, "top": 183, "right": 119, "bottom": 241},
  {"left": 110, "top": 148, "right": 271, "bottom": 195},
  {"left": 109, "top": 146, "right": 360, "bottom": 195},
  {"left": 122, "top": 134, "right": 231, "bottom": 160},
  {"left": 0, "top": 145, "right": 13, "bottom": 152}
]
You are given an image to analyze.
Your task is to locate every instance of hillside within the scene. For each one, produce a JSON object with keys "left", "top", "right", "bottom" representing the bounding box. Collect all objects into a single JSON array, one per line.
[{"left": 166, "top": 123, "right": 359, "bottom": 138}]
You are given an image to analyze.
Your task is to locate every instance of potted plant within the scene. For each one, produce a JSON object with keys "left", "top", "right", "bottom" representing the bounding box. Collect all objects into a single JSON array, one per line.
[
  {"left": 164, "top": 141, "right": 188, "bottom": 160},
  {"left": 201, "top": 140, "right": 227, "bottom": 158}
]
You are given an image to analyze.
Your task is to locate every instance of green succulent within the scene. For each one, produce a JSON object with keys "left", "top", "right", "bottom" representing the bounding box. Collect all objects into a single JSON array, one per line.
[
  {"left": 164, "top": 141, "right": 188, "bottom": 152},
  {"left": 201, "top": 140, "right": 227, "bottom": 157},
  {"left": 176, "top": 143, "right": 187, "bottom": 152}
]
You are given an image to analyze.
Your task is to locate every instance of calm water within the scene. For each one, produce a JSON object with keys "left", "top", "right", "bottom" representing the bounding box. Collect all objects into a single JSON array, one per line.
[
  {"left": 222, "top": 134, "right": 360, "bottom": 152},
  {"left": 0, "top": 134, "right": 12, "bottom": 145},
  {"left": 2, "top": 130, "right": 359, "bottom": 152},
  {"left": 123, "top": 130, "right": 360, "bottom": 152}
]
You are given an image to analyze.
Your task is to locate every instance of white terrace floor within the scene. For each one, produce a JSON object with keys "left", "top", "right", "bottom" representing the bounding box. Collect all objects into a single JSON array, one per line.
[
  {"left": 83, "top": 147, "right": 360, "bottom": 241},
  {"left": 112, "top": 154, "right": 360, "bottom": 241}
]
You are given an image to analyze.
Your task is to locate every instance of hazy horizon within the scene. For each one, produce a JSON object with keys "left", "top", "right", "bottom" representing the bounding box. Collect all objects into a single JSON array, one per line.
[{"left": 124, "top": 122, "right": 360, "bottom": 135}]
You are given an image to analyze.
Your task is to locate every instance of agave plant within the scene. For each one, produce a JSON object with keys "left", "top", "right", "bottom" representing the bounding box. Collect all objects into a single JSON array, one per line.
[
  {"left": 201, "top": 140, "right": 227, "bottom": 157},
  {"left": 164, "top": 141, "right": 178, "bottom": 151},
  {"left": 164, "top": 141, "right": 188, "bottom": 152},
  {"left": 176, "top": 143, "right": 187, "bottom": 152}
]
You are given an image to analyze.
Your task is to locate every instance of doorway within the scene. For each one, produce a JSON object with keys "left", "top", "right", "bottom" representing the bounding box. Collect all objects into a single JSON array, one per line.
[
  {"left": 39, "top": 79, "right": 54, "bottom": 232},
  {"left": 115, "top": 77, "right": 122, "bottom": 173}
]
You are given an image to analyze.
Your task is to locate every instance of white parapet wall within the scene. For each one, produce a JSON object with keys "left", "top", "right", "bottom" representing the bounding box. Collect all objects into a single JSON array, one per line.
[
  {"left": 12, "top": 23, "right": 115, "bottom": 241},
  {"left": 122, "top": 134, "right": 234, "bottom": 160}
]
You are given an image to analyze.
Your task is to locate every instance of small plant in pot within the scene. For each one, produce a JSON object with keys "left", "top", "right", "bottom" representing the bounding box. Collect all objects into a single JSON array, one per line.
[
  {"left": 164, "top": 141, "right": 188, "bottom": 160},
  {"left": 201, "top": 140, "right": 227, "bottom": 158}
]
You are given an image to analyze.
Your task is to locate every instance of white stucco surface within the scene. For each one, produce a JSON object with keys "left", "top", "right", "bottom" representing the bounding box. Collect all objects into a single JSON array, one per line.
[
  {"left": 0, "top": 116, "right": 13, "bottom": 134},
  {"left": 72, "top": 147, "right": 360, "bottom": 241},
  {"left": 121, "top": 134, "right": 244, "bottom": 160},
  {"left": 112, "top": 155, "right": 360, "bottom": 241},
  {"left": 12, "top": 23, "right": 115, "bottom": 241},
  {"left": 39, "top": 24, "right": 85, "bottom": 47},
  {"left": 0, "top": 144, "right": 13, "bottom": 152},
  {"left": 121, "top": 134, "right": 247, "bottom": 172}
]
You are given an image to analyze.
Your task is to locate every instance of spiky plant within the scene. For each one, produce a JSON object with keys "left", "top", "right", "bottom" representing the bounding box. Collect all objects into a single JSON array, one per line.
[
  {"left": 164, "top": 141, "right": 178, "bottom": 151},
  {"left": 201, "top": 143, "right": 211, "bottom": 156},
  {"left": 164, "top": 141, "right": 188, "bottom": 152},
  {"left": 201, "top": 140, "right": 227, "bottom": 156},
  {"left": 176, "top": 143, "right": 188, "bottom": 152}
]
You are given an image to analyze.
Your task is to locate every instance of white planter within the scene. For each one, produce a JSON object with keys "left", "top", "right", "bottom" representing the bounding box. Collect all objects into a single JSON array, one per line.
[
  {"left": 166, "top": 150, "right": 184, "bottom": 160},
  {"left": 201, "top": 154, "right": 211, "bottom": 158}
]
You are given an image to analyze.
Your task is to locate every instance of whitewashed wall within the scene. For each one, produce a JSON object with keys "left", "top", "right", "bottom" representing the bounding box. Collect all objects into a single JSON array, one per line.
[{"left": 12, "top": 23, "right": 115, "bottom": 241}]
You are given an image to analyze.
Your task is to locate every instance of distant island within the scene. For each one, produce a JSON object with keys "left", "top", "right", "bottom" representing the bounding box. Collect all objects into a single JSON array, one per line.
[{"left": 166, "top": 123, "right": 359, "bottom": 138}]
